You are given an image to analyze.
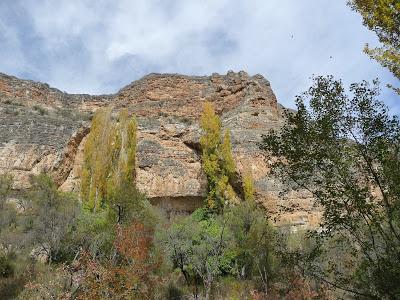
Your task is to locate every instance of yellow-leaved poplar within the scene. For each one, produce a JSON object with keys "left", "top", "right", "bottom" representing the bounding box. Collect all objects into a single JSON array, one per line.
[
  {"left": 81, "top": 108, "right": 115, "bottom": 211},
  {"left": 200, "top": 102, "right": 237, "bottom": 213},
  {"left": 81, "top": 108, "right": 138, "bottom": 212},
  {"left": 242, "top": 170, "right": 255, "bottom": 202}
]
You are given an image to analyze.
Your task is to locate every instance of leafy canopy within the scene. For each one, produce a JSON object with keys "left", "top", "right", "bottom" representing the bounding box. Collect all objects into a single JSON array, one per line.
[
  {"left": 348, "top": 0, "right": 400, "bottom": 87},
  {"left": 261, "top": 76, "right": 400, "bottom": 299}
]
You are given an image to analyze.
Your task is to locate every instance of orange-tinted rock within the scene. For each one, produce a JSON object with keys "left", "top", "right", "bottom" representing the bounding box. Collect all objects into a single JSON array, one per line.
[{"left": 0, "top": 71, "right": 320, "bottom": 228}]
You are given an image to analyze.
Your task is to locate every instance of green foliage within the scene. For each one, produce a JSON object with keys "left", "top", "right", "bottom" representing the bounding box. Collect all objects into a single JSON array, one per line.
[
  {"left": 0, "top": 174, "right": 80, "bottom": 298},
  {"left": 0, "top": 174, "right": 16, "bottom": 235},
  {"left": 225, "top": 201, "right": 277, "bottom": 294},
  {"left": 159, "top": 211, "right": 236, "bottom": 299},
  {"left": 0, "top": 172, "right": 162, "bottom": 299},
  {"left": 200, "top": 102, "right": 237, "bottom": 213},
  {"left": 261, "top": 76, "right": 400, "bottom": 299},
  {"left": 160, "top": 203, "right": 279, "bottom": 299},
  {"left": 348, "top": 0, "right": 400, "bottom": 86},
  {"left": 0, "top": 173, "right": 12, "bottom": 205},
  {"left": 0, "top": 255, "right": 14, "bottom": 278},
  {"left": 74, "top": 207, "right": 115, "bottom": 261},
  {"left": 29, "top": 174, "right": 80, "bottom": 264},
  {"left": 0, "top": 254, "right": 33, "bottom": 300},
  {"left": 107, "top": 179, "right": 147, "bottom": 225}
]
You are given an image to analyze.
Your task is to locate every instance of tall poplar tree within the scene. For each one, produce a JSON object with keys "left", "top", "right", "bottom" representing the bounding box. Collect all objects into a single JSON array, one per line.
[
  {"left": 81, "top": 108, "right": 138, "bottom": 212},
  {"left": 200, "top": 102, "right": 236, "bottom": 213},
  {"left": 81, "top": 108, "right": 115, "bottom": 211}
]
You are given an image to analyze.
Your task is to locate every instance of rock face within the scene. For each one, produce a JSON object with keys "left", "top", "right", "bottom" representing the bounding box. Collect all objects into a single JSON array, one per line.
[{"left": 0, "top": 71, "right": 321, "bottom": 228}]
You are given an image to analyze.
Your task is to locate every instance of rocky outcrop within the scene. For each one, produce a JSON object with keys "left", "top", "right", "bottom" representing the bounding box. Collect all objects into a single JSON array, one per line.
[{"left": 0, "top": 71, "right": 322, "bottom": 228}]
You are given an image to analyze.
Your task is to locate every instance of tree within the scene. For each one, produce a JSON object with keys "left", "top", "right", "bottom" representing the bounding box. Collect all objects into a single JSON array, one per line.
[
  {"left": 0, "top": 174, "right": 12, "bottom": 208},
  {"left": 108, "top": 109, "right": 138, "bottom": 195},
  {"left": 81, "top": 108, "right": 115, "bottom": 211},
  {"left": 348, "top": 0, "right": 400, "bottom": 86},
  {"left": 81, "top": 108, "right": 138, "bottom": 212},
  {"left": 200, "top": 102, "right": 237, "bottom": 213},
  {"left": 107, "top": 179, "right": 147, "bottom": 225},
  {"left": 0, "top": 174, "right": 16, "bottom": 235},
  {"left": 242, "top": 170, "right": 255, "bottom": 202},
  {"left": 225, "top": 201, "right": 277, "bottom": 296},
  {"left": 77, "top": 221, "right": 159, "bottom": 300},
  {"left": 29, "top": 174, "right": 80, "bottom": 264},
  {"left": 74, "top": 179, "right": 157, "bottom": 264},
  {"left": 261, "top": 76, "right": 400, "bottom": 298},
  {"left": 160, "top": 210, "right": 236, "bottom": 300}
]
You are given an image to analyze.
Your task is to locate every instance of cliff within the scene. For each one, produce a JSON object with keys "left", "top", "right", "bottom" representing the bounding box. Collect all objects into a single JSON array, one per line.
[{"left": 0, "top": 71, "right": 321, "bottom": 228}]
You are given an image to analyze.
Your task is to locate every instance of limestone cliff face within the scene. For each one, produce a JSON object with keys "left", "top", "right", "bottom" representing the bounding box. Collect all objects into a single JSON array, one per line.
[{"left": 0, "top": 71, "right": 321, "bottom": 228}]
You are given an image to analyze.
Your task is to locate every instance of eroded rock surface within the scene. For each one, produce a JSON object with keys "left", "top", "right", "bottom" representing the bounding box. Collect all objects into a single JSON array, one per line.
[{"left": 0, "top": 71, "right": 321, "bottom": 228}]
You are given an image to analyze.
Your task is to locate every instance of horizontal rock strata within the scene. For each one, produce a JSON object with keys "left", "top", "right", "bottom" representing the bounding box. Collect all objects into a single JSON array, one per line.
[{"left": 0, "top": 71, "right": 322, "bottom": 228}]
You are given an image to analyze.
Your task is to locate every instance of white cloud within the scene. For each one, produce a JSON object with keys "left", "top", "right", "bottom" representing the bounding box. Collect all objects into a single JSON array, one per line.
[{"left": 0, "top": 0, "right": 398, "bottom": 111}]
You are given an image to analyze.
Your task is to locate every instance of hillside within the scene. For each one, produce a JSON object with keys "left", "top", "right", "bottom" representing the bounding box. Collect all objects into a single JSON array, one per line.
[{"left": 0, "top": 71, "right": 320, "bottom": 228}]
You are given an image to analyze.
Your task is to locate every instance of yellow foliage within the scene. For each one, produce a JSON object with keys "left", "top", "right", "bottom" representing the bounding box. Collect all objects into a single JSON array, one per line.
[
  {"left": 81, "top": 108, "right": 138, "bottom": 212},
  {"left": 81, "top": 108, "right": 115, "bottom": 211},
  {"left": 221, "top": 129, "right": 236, "bottom": 177},
  {"left": 200, "top": 102, "right": 237, "bottom": 213},
  {"left": 242, "top": 170, "right": 255, "bottom": 202},
  {"left": 200, "top": 102, "right": 221, "bottom": 152},
  {"left": 111, "top": 109, "right": 137, "bottom": 186},
  {"left": 349, "top": 0, "right": 400, "bottom": 82}
]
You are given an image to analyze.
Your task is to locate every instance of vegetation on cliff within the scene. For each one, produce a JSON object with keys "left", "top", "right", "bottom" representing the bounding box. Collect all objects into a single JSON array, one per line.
[
  {"left": 0, "top": 2, "right": 399, "bottom": 299},
  {"left": 200, "top": 102, "right": 237, "bottom": 213},
  {"left": 0, "top": 101, "right": 333, "bottom": 299},
  {"left": 80, "top": 108, "right": 115, "bottom": 211},
  {"left": 81, "top": 108, "right": 138, "bottom": 212}
]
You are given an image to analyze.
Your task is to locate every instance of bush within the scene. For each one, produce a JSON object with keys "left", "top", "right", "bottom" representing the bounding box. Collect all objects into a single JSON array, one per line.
[
  {"left": 32, "top": 105, "right": 47, "bottom": 115},
  {"left": 0, "top": 255, "right": 14, "bottom": 278}
]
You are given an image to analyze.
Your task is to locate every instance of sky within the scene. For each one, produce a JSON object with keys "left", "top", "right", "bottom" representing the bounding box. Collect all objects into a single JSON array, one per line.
[{"left": 0, "top": 0, "right": 399, "bottom": 112}]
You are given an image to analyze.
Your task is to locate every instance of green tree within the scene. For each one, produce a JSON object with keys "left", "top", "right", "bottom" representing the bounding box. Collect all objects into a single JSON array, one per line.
[
  {"left": 200, "top": 102, "right": 237, "bottom": 213},
  {"left": 261, "top": 76, "right": 400, "bottom": 298},
  {"left": 348, "top": 0, "right": 400, "bottom": 86},
  {"left": 0, "top": 174, "right": 16, "bottom": 234},
  {"left": 29, "top": 174, "right": 80, "bottom": 264},
  {"left": 160, "top": 211, "right": 235, "bottom": 300},
  {"left": 225, "top": 202, "right": 277, "bottom": 295}
]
